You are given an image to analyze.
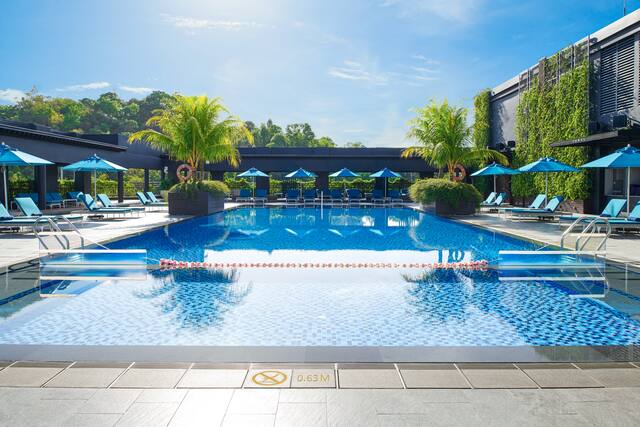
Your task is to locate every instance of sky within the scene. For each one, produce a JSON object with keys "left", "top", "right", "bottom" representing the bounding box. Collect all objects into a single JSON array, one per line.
[{"left": 0, "top": 0, "right": 637, "bottom": 147}]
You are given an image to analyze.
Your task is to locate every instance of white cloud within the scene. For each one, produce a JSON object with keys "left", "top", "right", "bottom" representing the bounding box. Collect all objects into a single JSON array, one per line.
[
  {"left": 328, "top": 61, "right": 388, "bottom": 85},
  {"left": 162, "top": 13, "right": 267, "bottom": 33},
  {"left": 381, "top": 0, "right": 484, "bottom": 23},
  {"left": 412, "top": 54, "right": 441, "bottom": 65},
  {"left": 0, "top": 88, "right": 26, "bottom": 103},
  {"left": 119, "top": 85, "right": 155, "bottom": 94},
  {"left": 56, "top": 81, "right": 110, "bottom": 92}
]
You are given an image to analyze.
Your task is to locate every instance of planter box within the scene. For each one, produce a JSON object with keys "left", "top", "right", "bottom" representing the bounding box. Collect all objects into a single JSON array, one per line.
[
  {"left": 421, "top": 199, "right": 477, "bottom": 216},
  {"left": 168, "top": 191, "right": 225, "bottom": 216}
]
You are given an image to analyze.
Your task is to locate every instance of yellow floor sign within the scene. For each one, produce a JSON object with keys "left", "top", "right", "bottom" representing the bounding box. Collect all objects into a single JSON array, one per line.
[{"left": 251, "top": 370, "right": 288, "bottom": 386}]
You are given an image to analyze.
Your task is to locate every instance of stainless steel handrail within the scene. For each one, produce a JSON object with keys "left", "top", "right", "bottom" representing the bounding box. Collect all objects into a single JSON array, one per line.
[{"left": 575, "top": 217, "right": 610, "bottom": 252}]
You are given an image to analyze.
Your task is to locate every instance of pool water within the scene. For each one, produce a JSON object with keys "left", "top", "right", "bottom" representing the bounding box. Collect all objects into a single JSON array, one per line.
[{"left": 0, "top": 207, "right": 639, "bottom": 348}]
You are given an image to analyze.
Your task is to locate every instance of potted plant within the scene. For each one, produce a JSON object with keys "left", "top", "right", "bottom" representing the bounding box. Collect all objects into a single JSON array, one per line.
[
  {"left": 409, "top": 178, "right": 482, "bottom": 216},
  {"left": 130, "top": 95, "right": 252, "bottom": 215},
  {"left": 168, "top": 180, "right": 229, "bottom": 216}
]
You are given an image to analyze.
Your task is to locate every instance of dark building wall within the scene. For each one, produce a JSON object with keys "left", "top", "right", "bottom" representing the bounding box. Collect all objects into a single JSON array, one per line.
[{"left": 489, "top": 88, "right": 519, "bottom": 149}]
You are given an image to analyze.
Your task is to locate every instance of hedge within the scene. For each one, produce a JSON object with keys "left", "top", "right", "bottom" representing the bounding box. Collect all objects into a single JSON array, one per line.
[
  {"left": 512, "top": 58, "right": 590, "bottom": 200},
  {"left": 409, "top": 178, "right": 483, "bottom": 208}
]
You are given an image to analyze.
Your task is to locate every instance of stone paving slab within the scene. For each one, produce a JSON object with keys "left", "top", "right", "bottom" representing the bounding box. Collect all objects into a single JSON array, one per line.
[
  {"left": 520, "top": 367, "right": 603, "bottom": 388},
  {"left": 400, "top": 368, "right": 471, "bottom": 389},
  {"left": 338, "top": 368, "right": 404, "bottom": 389},
  {"left": 44, "top": 367, "right": 126, "bottom": 388},
  {"left": 0, "top": 366, "right": 66, "bottom": 387},
  {"left": 178, "top": 369, "right": 247, "bottom": 388},
  {"left": 459, "top": 367, "right": 538, "bottom": 389},
  {"left": 291, "top": 368, "right": 336, "bottom": 388},
  {"left": 111, "top": 368, "right": 187, "bottom": 389},
  {"left": 244, "top": 368, "right": 292, "bottom": 388}
]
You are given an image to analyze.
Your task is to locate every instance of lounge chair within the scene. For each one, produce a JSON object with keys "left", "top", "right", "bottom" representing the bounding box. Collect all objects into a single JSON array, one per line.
[
  {"left": 371, "top": 189, "right": 386, "bottom": 205},
  {"left": 285, "top": 189, "right": 300, "bottom": 205},
  {"left": 388, "top": 189, "right": 404, "bottom": 206},
  {"left": 0, "top": 202, "right": 47, "bottom": 231},
  {"left": 14, "top": 197, "right": 84, "bottom": 222},
  {"left": 503, "top": 194, "right": 546, "bottom": 213},
  {"left": 97, "top": 194, "right": 145, "bottom": 214},
  {"left": 559, "top": 198, "right": 627, "bottom": 225},
  {"left": 78, "top": 193, "right": 133, "bottom": 217},
  {"left": 481, "top": 192, "right": 508, "bottom": 212},
  {"left": 329, "top": 189, "right": 344, "bottom": 205},
  {"left": 606, "top": 202, "right": 640, "bottom": 232},
  {"left": 236, "top": 189, "right": 252, "bottom": 203},
  {"left": 66, "top": 191, "right": 82, "bottom": 206},
  {"left": 45, "top": 192, "right": 64, "bottom": 209},
  {"left": 253, "top": 189, "right": 268, "bottom": 205},
  {"left": 509, "top": 196, "right": 564, "bottom": 220},
  {"left": 480, "top": 192, "right": 497, "bottom": 207},
  {"left": 136, "top": 191, "right": 166, "bottom": 208},
  {"left": 303, "top": 189, "right": 317, "bottom": 206},
  {"left": 145, "top": 192, "right": 168, "bottom": 206},
  {"left": 346, "top": 189, "right": 365, "bottom": 206}
]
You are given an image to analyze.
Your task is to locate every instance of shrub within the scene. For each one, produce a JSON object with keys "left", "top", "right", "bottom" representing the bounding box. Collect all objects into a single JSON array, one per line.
[
  {"left": 409, "top": 178, "right": 483, "bottom": 208},
  {"left": 169, "top": 180, "right": 229, "bottom": 198}
]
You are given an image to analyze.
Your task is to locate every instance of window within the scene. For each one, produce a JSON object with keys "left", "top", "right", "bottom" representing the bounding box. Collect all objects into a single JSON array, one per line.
[{"left": 600, "top": 35, "right": 637, "bottom": 115}]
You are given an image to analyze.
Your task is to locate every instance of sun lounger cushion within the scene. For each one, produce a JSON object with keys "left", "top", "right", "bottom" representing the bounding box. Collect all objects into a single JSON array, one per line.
[{"left": 480, "top": 192, "right": 497, "bottom": 206}]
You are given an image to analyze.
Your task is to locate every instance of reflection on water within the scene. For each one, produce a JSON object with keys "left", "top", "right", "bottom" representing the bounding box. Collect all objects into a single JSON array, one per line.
[
  {"left": 108, "top": 207, "right": 538, "bottom": 263},
  {"left": 136, "top": 269, "right": 250, "bottom": 330}
]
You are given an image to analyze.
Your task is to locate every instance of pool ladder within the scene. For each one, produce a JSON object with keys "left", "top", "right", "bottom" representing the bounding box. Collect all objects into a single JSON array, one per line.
[
  {"left": 34, "top": 217, "right": 147, "bottom": 281},
  {"left": 560, "top": 216, "right": 611, "bottom": 252}
]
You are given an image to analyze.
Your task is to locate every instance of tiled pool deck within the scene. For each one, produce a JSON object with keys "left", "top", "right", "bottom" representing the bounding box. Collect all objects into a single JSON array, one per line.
[{"left": 0, "top": 362, "right": 639, "bottom": 425}]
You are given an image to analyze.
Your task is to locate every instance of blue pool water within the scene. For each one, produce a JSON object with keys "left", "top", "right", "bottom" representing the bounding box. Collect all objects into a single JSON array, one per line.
[{"left": 0, "top": 207, "right": 639, "bottom": 348}]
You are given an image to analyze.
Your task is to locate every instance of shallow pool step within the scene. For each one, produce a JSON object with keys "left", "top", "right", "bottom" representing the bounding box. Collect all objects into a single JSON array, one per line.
[
  {"left": 39, "top": 249, "right": 147, "bottom": 281},
  {"left": 498, "top": 250, "right": 605, "bottom": 269}
]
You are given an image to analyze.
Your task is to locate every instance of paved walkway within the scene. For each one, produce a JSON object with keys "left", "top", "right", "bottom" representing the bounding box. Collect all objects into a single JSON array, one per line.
[{"left": 0, "top": 362, "right": 639, "bottom": 426}]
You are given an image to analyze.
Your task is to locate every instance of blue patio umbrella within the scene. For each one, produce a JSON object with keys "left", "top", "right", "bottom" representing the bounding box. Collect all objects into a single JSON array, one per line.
[
  {"left": 63, "top": 154, "right": 127, "bottom": 198},
  {"left": 285, "top": 168, "right": 317, "bottom": 195},
  {"left": 0, "top": 142, "right": 53, "bottom": 208},
  {"left": 470, "top": 163, "right": 520, "bottom": 194},
  {"left": 330, "top": 167, "right": 360, "bottom": 191},
  {"left": 581, "top": 144, "right": 640, "bottom": 215},
  {"left": 237, "top": 167, "right": 269, "bottom": 198},
  {"left": 370, "top": 168, "right": 402, "bottom": 197},
  {"left": 518, "top": 157, "right": 579, "bottom": 204}
]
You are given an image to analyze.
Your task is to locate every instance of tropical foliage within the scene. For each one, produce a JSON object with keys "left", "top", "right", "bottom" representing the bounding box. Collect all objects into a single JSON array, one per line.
[
  {"left": 242, "top": 120, "right": 337, "bottom": 147},
  {"left": 0, "top": 88, "right": 174, "bottom": 134},
  {"left": 402, "top": 100, "right": 507, "bottom": 179},
  {"left": 472, "top": 89, "right": 492, "bottom": 194},
  {"left": 409, "top": 178, "right": 483, "bottom": 208},
  {"left": 169, "top": 180, "right": 230, "bottom": 198},
  {"left": 512, "top": 58, "right": 590, "bottom": 200},
  {"left": 130, "top": 95, "right": 252, "bottom": 176}
]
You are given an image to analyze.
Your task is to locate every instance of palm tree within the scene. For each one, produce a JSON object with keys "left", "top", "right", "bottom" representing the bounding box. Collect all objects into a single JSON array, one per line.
[
  {"left": 130, "top": 95, "right": 252, "bottom": 179},
  {"left": 401, "top": 100, "right": 507, "bottom": 179}
]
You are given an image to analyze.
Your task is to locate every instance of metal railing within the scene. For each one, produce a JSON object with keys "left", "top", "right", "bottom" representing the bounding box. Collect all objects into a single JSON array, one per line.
[{"left": 560, "top": 216, "right": 611, "bottom": 252}]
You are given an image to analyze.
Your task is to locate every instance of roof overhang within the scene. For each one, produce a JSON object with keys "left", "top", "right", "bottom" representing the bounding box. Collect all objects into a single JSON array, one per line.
[
  {"left": 551, "top": 128, "right": 640, "bottom": 148},
  {"left": 0, "top": 122, "right": 127, "bottom": 151}
]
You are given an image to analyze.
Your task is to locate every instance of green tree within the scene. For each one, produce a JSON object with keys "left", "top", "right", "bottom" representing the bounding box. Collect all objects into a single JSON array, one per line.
[
  {"left": 267, "top": 133, "right": 287, "bottom": 147},
  {"left": 345, "top": 141, "right": 365, "bottom": 148},
  {"left": 14, "top": 89, "right": 63, "bottom": 127},
  {"left": 401, "top": 100, "right": 507, "bottom": 180},
  {"left": 285, "top": 123, "right": 315, "bottom": 147},
  {"left": 129, "top": 95, "right": 252, "bottom": 177},
  {"left": 312, "top": 136, "right": 336, "bottom": 147}
]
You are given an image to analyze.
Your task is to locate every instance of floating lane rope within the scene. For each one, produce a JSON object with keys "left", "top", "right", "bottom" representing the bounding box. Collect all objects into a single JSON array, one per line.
[{"left": 159, "top": 259, "right": 489, "bottom": 270}]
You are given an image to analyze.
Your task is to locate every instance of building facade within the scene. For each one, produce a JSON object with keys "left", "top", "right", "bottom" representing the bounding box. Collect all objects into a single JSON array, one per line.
[{"left": 488, "top": 10, "right": 640, "bottom": 212}]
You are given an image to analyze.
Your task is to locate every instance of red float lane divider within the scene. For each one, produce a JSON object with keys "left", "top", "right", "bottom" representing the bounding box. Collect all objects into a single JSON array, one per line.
[{"left": 158, "top": 259, "right": 489, "bottom": 271}]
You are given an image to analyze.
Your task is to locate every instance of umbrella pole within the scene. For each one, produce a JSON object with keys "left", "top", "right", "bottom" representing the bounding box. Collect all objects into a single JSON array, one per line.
[
  {"left": 2, "top": 166, "right": 7, "bottom": 209},
  {"left": 94, "top": 170, "right": 97, "bottom": 198},
  {"left": 627, "top": 167, "right": 631, "bottom": 215},
  {"left": 385, "top": 178, "right": 387, "bottom": 198},
  {"left": 545, "top": 173, "right": 548, "bottom": 205},
  {"left": 493, "top": 175, "right": 496, "bottom": 194}
]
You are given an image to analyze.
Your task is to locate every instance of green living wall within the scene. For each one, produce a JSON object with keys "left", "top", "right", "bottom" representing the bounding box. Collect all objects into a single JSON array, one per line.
[
  {"left": 511, "top": 58, "right": 590, "bottom": 200},
  {"left": 472, "top": 89, "right": 492, "bottom": 195}
]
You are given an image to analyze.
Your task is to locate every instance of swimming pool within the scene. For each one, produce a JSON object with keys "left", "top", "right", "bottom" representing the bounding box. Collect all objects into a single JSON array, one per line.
[{"left": 0, "top": 207, "right": 639, "bottom": 361}]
